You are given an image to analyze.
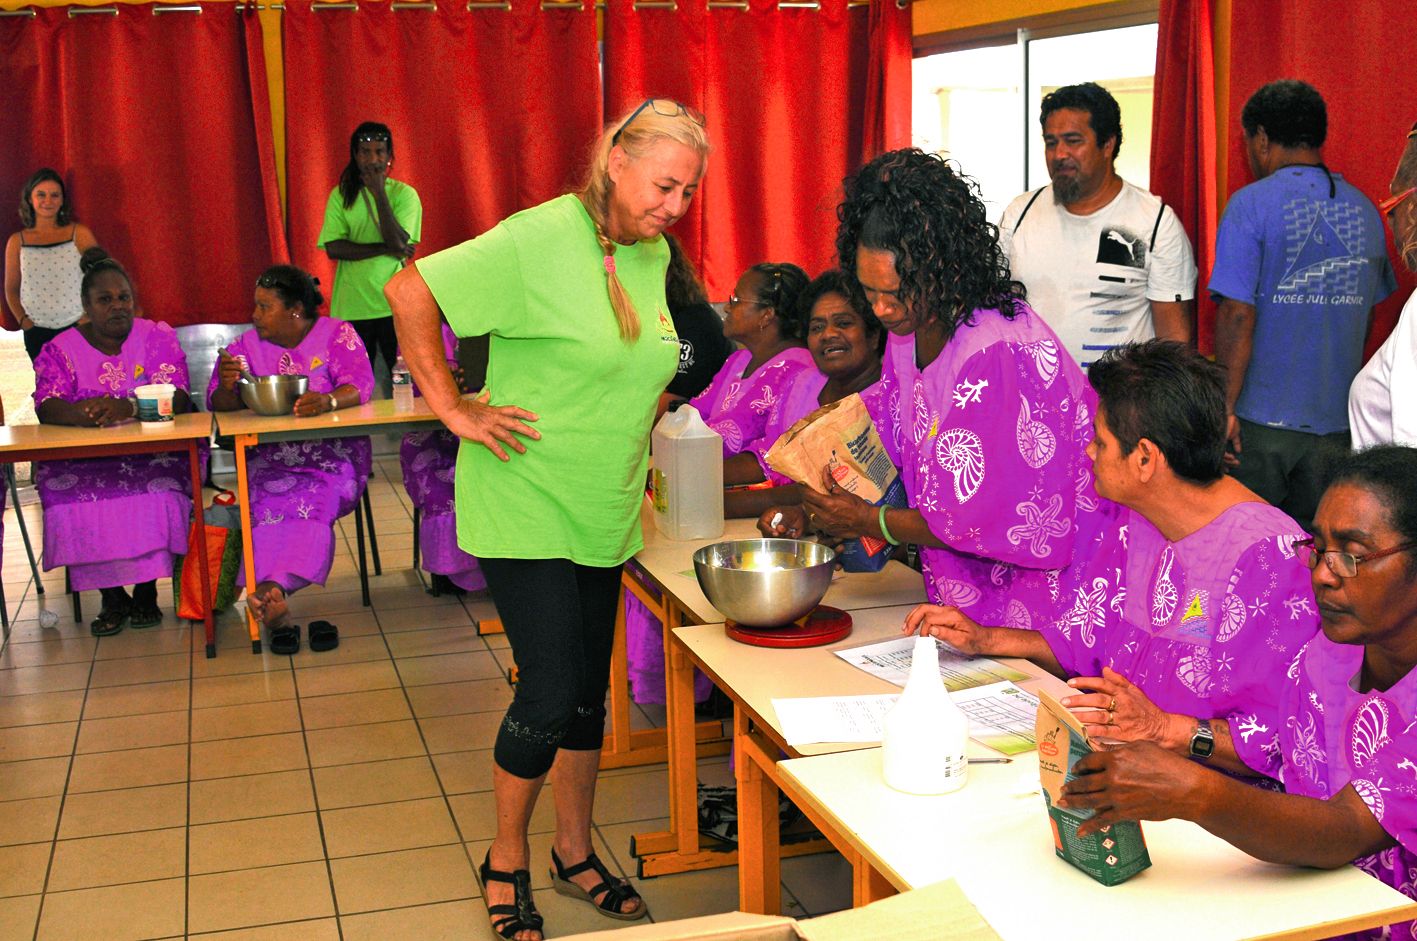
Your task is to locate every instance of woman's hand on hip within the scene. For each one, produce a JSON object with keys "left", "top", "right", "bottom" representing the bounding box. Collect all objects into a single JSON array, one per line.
[{"left": 446, "top": 390, "right": 540, "bottom": 462}]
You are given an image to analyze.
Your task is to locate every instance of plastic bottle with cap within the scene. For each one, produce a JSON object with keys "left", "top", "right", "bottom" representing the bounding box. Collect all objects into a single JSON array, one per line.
[
  {"left": 391, "top": 355, "right": 413, "bottom": 411},
  {"left": 881, "top": 635, "right": 970, "bottom": 795},
  {"left": 650, "top": 404, "right": 724, "bottom": 541}
]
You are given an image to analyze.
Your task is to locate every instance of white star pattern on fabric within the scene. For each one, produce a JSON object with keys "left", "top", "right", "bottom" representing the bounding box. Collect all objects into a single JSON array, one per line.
[{"left": 1005, "top": 495, "right": 1070, "bottom": 558}]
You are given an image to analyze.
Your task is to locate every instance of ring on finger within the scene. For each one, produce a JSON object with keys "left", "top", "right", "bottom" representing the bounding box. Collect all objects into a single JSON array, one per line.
[{"left": 1108, "top": 697, "right": 1118, "bottom": 713}]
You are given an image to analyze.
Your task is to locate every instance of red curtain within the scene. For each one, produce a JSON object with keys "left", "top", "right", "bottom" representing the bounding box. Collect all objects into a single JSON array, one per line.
[
  {"left": 604, "top": 0, "right": 910, "bottom": 298},
  {"left": 1223, "top": 0, "right": 1415, "bottom": 360},
  {"left": 282, "top": 0, "right": 601, "bottom": 300},
  {"left": 1150, "top": 0, "right": 1217, "bottom": 352},
  {"left": 0, "top": 3, "right": 286, "bottom": 329}
]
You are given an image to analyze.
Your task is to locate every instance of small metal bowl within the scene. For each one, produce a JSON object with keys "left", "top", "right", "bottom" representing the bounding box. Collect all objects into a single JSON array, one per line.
[
  {"left": 238, "top": 374, "right": 309, "bottom": 416},
  {"left": 693, "top": 538, "right": 836, "bottom": 627}
]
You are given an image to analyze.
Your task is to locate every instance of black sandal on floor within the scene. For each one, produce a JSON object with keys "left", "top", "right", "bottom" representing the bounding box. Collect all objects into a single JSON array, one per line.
[
  {"left": 550, "top": 848, "right": 649, "bottom": 921},
  {"left": 89, "top": 604, "right": 129, "bottom": 637},
  {"left": 478, "top": 851, "right": 544, "bottom": 940},
  {"left": 128, "top": 603, "right": 163, "bottom": 630},
  {"left": 269, "top": 624, "right": 300, "bottom": 656},
  {"left": 308, "top": 619, "right": 339, "bottom": 652}
]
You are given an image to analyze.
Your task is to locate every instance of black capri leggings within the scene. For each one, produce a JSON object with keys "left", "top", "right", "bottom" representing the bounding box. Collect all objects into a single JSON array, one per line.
[{"left": 479, "top": 557, "right": 624, "bottom": 780}]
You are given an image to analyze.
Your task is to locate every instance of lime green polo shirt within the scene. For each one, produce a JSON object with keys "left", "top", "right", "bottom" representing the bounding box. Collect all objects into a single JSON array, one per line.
[
  {"left": 417, "top": 194, "right": 679, "bottom": 566},
  {"left": 316, "top": 178, "right": 422, "bottom": 321}
]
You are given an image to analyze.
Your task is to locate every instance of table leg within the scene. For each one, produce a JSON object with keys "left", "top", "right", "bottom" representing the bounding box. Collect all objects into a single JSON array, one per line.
[
  {"left": 234, "top": 434, "right": 261, "bottom": 654},
  {"left": 735, "top": 707, "right": 781, "bottom": 915},
  {"left": 852, "top": 856, "right": 896, "bottom": 907},
  {"left": 188, "top": 441, "right": 216, "bottom": 659},
  {"left": 603, "top": 581, "right": 633, "bottom": 761}
]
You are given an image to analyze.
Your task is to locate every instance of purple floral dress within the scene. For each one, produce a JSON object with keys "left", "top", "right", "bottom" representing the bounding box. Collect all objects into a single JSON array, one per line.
[
  {"left": 860, "top": 306, "right": 1096, "bottom": 624},
  {"left": 1040, "top": 500, "right": 1317, "bottom": 773},
  {"left": 32, "top": 319, "right": 197, "bottom": 591},
  {"left": 206, "top": 317, "right": 374, "bottom": 594},
  {"left": 1234, "top": 634, "right": 1417, "bottom": 940},
  {"left": 399, "top": 323, "right": 484, "bottom": 591}
]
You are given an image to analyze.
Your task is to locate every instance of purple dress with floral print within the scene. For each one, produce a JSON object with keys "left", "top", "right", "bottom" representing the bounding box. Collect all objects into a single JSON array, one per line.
[
  {"left": 1040, "top": 500, "right": 1317, "bottom": 774},
  {"left": 32, "top": 319, "right": 197, "bottom": 591},
  {"left": 860, "top": 306, "right": 1097, "bottom": 624},
  {"left": 206, "top": 317, "right": 374, "bottom": 593},
  {"left": 399, "top": 323, "right": 484, "bottom": 591},
  {"left": 1234, "top": 634, "right": 1417, "bottom": 940}
]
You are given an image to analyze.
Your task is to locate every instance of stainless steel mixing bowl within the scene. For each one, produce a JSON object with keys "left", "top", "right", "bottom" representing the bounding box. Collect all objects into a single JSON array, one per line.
[
  {"left": 693, "top": 538, "right": 836, "bottom": 627},
  {"left": 238, "top": 374, "right": 309, "bottom": 416}
]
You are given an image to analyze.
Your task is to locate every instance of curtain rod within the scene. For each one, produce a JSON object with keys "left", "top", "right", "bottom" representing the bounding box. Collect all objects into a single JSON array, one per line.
[{"left": 248, "top": 0, "right": 896, "bottom": 9}]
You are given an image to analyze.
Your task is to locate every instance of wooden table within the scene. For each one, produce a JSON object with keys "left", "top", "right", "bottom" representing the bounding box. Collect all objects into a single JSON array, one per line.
[
  {"left": 0, "top": 414, "right": 218, "bottom": 656},
  {"left": 214, "top": 399, "right": 442, "bottom": 652},
  {"left": 776, "top": 747, "right": 1417, "bottom": 940},
  {"left": 670, "top": 604, "right": 1053, "bottom": 903}
]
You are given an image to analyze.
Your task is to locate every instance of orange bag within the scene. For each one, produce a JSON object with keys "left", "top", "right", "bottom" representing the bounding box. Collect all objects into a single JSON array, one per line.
[{"left": 175, "top": 492, "right": 241, "bottom": 621}]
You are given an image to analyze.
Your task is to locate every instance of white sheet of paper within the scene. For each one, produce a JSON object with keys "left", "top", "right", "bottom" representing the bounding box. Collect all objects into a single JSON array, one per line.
[
  {"left": 833, "top": 635, "right": 1028, "bottom": 691},
  {"left": 771, "top": 694, "right": 900, "bottom": 746},
  {"left": 951, "top": 681, "right": 1039, "bottom": 755}
]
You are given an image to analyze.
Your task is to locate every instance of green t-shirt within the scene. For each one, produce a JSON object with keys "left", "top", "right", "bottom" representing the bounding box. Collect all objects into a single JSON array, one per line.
[
  {"left": 417, "top": 194, "right": 679, "bottom": 566},
  {"left": 316, "top": 179, "right": 422, "bottom": 321}
]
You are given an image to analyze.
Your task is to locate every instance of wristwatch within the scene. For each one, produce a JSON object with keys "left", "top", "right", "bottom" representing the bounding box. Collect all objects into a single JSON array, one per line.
[{"left": 1189, "top": 719, "right": 1215, "bottom": 760}]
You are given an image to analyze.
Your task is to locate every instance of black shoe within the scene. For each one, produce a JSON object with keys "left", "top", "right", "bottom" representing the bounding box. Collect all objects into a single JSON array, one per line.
[{"left": 477, "top": 851, "right": 543, "bottom": 940}]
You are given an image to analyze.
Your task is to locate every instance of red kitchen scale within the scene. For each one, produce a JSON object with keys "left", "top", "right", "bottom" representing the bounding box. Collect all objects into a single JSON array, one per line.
[{"left": 725, "top": 604, "right": 852, "bottom": 648}]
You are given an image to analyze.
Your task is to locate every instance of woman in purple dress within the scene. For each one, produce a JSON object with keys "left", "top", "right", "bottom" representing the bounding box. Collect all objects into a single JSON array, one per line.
[
  {"left": 907, "top": 341, "right": 1316, "bottom": 776},
  {"left": 33, "top": 249, "right": 197, "bottom": 635},
  {"left": 400, "top": 321, "right": 484, "bottom": 594},
  {"left": 208, "top": 265, "right": 375, "bottom": 631},
  {"left": 1061, "top": 445, "right": 1417, "bottom": 941},
  {"left": 763, "top": 149, "right": 1095, "bottom": 625}
]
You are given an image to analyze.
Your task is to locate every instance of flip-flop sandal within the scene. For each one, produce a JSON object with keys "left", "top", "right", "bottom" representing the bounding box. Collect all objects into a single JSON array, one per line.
[
  {"left": 308, "top": 620, "right": 340, "bottom": 652},
  {"left": 550, "top": 849, "right": 649, "bottom": 921},
  {"left": 128, "top": 603, "right": 163, "bottom": 630},
  {"left": 269, "top": 624, "right": 300, "bottom": 656},
  {"left": 89, "top": 607, "right": 128, "bottom": 637}
]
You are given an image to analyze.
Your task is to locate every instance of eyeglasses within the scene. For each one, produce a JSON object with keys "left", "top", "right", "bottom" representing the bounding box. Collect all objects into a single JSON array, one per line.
[
  {"left": 727, "top": 293, "right": 767, "bottom": 308},
  {"left": 612, "top": 98, "right": 706, "bottom": 146},
  {"left": 1379, "top": 186, "right": 1415, "bottom": 219},
  {"left": 1293, "top": 536, "right": 1417, "bottom": 578},
  {"left": 255, "top": 274, "right": 286, "bottom": 290}
]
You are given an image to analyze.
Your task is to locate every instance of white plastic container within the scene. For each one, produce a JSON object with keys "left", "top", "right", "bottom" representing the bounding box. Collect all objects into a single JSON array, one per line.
[
  {"left": 651, "top": 405, "right": 724, "bottom": 541},
  {"left": 882, "top": 635, "right": 970, "bottom": 795},
  {"left": 391, "top": 355, "right": 414, "bottom": 411},
  {"left": 133, "top": 383, "right": 176, "bottom": 422}
]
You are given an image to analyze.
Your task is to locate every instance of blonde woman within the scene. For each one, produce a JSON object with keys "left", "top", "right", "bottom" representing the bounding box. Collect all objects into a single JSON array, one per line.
[{"left": 387, "top": 99, "right": 708, "bottom": 941}]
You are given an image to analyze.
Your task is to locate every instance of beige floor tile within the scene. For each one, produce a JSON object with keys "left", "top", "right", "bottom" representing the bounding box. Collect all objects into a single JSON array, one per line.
[
  {"left": 46, "top": 827, "right": 186, "bottom": 893},
  {"left": 0, "top": 637, "right": 94, "bottom": 669},
  {"left": 781, "top": 850, "right": 854, "bottom": 917},
  {"left": 191, "top": 699, "right": 302, "bottom": 743},
  {"left": 396, "top": 652, "right": 503, "bottom": 687},
  {"left": 294, "top": 660, "right": 401, "bottom": 699},
  {"left": 188, "top": 861, "right": 334, "bottom": 935},
  {"left": 311, "top": 755, "right": 441, "bottom": 810},
  {"left": 285, "top": 590, "right": 366, "bottom": 619},
  {"left": 384, "top": 627, "right": 484, "bottom": 660},
  {"left": 0, "top": 796, "right": 60, "bottom": 846},
  {"left": 339, "top": 899, "right": 488, "bottom": 941},
  {"left": 0, "top": 842, "right": 50, "bottom": 898},
  {"left": 405, "top": 679, "right": 512, "bottom": 720},
  {"left": 330, "top": 845, "right": 477, "bottom": 915},
  {"left": 371, "top": 585, "right": 460, "bottom": 611},
  {"left": 418, "top": 712, "right": 503, "bottom": 754},
  {"left": 431, "top": 749, "right": 496, "bottom": 796},
  {"left": 0, "top": 720, "right": 76, "bottom": 762},
  {"left": 305, "top": 719, "right": 424, "bottom": 768},
  {"left": 190, "top": 812, "right": 325, "bottom": 875},
  {"left": 0, "top": 756, "right": 70, "bottom": 801},
  {"left": 592, "top": 767, "right": 669, "bottom": 826},
  {"left": 190, "top": 732, "right": 308, "bottom": 780},
  {"left": 0, "top": 895, "right": 40, "bottom": 941},
  {"left": 57, "top": 783, "right": 186, "bottom": 839},
  {"left": 0, "top": 690, "right": 84, "bottom": 729},
  {"left": 480, "top": 632, "right": 510, "bottom": 651},
  {"left": 189, "top": 647, "right": 287, "bottom": 679},
  {"left": 1, "top": 662, "right": 92, "bottom": 696},
  {"left": 93, "top": 627, "right": 192, "bottom": 661},
  {"left": 189, "top": 919, "right": 341, "bottom": 940},
  {"left": 67, "top": 743, "right": 187, "bottom": 793},
  {"left": 35, "top": 877, "right": 185, "bottom": 941},
  {"left": 88, "top": 652, "right": 189, "bottom": 689},
  {"left": 321, "top": 796, "right": 458, "bottom": 858},
  {"left": 299, "top": 687, "right": 411, "bottom": 731},
  {"left": 310, "top": 609, "right": 381, "bottom": 638},
  {"left": 289, "top": 635, "right": 390, "bottom": 670},
  {"left": 192, "top": 671, "right": 296, "bottom": 710},
  {"left": 190, "top": 769, "right": 316, "bottom": 825},
  {"left": 379, "top": 604, "right": 476, "bottom": 633},
  {"left": 448, "top": 789, "right": 557, "bottom": 842},
  {"left": 82, "top": 678, "right": 190, "bottom": 720},
  {"left": 75, "top": 710, "right": 187, "bottom": 754}
]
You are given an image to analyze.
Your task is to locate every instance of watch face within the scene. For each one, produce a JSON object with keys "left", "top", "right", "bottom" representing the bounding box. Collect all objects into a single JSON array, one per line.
[{"left": 1191, "top": 724, "right": 1216, "bottom": 759}]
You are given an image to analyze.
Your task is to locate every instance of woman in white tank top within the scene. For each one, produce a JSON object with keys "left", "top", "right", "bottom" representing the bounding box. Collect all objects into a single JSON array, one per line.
[{"left": 4, "top": 169, "right": 99, "bottom": 362}]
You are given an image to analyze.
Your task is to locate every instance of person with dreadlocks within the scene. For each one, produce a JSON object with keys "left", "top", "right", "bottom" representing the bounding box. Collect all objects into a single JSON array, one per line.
[
  {"left": 386, "top": 99, "right": 708, "bottom": 940},
  {"left": 317, "top": 121, "right": 422, "bottom": 388},
  {"left": 762, "top": 148, "right": 1097, "bottom": 628}
]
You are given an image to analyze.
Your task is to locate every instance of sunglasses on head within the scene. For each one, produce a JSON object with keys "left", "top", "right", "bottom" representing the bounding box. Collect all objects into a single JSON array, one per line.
[{"left": 612, "top": 98, "right": 706, "bottom": 146}]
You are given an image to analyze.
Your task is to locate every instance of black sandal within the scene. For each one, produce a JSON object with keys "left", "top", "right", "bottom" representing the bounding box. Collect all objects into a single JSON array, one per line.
[
  {"left": 128, "top": 602, "right": 163, "bottom": 630},
  {"left": 478, "top": 851, "right": 543, "bottom": 940},
  {"left": 308, "top": 620, "right": 339, "bottom": 652},
  {"left": 549, "top": 848, "right": 649, "bottom": 921},
  {"left": 90, "top": 593, "right": 131, "bottom": 637},
  {"left": 269, "top": 624, "right": 300, "bottom": 656}
]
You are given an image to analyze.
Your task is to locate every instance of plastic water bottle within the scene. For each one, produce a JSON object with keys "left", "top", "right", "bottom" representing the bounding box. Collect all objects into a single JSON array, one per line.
[
  {"left": 650, "top": 405, "right": 724, "bottom": 541},
  {"left": 882, "top": 635, "right": 969, "bottom": 795},
  {"left": 391, "top": 355, "right": 413, "bottom": 411}
]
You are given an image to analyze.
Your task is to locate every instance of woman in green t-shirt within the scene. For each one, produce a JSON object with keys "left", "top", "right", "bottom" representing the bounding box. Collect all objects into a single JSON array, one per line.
[{"left": 387, "top": 100, "right": 708, "bottom": 941}]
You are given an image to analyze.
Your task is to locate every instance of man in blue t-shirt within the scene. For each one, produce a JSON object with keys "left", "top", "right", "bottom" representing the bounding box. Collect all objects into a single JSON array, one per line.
[{"left": 1211, "top": 80, "right": 1396, "bottom": 530}]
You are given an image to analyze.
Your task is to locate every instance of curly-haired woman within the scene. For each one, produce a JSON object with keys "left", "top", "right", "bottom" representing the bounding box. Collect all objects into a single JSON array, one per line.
[{"left": 762, "top": 149, "right": 1099, "bottom": 626}]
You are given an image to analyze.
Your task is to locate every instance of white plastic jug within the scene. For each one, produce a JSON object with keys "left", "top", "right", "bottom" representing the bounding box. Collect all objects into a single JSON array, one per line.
[
  {"left": 882, "top": 635, "right": 970, "bottom": 795},
  {"left": 651, "top": 405, "right": 725, "bottom": 541}
]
